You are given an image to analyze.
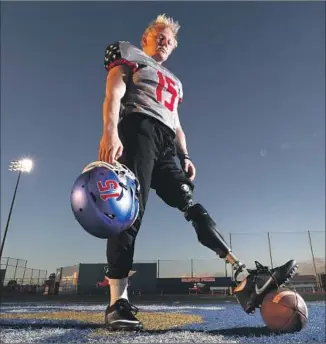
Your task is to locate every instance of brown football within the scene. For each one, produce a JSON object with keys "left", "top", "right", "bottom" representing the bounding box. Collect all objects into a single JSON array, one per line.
[{"left": 260, "top": 288, "right": 308, "bottom": 333}]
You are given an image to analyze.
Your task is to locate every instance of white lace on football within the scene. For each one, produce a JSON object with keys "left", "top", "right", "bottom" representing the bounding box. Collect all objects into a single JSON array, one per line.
[{"left": 82, "top": 161, "right": 138, "bottom": 183}]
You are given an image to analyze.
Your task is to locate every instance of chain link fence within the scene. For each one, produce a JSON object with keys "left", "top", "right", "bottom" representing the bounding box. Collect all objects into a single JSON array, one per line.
[
  {"left": 1, "top": 231, "right": 324, "bottom": 295},
  {"left": 155, "top": 231, "right": 325, "bottom": 282},
  {"left": 0, "top": 257, "right": 48, "bottom": 289}
]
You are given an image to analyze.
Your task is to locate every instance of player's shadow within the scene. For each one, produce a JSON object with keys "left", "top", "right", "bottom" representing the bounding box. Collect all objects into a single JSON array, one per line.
[
  {"left": 145, "top": 326, "right": 275, "bottom": 337},
  {"left": 206, "top": 326, "right": 275, "bottom": 337}
]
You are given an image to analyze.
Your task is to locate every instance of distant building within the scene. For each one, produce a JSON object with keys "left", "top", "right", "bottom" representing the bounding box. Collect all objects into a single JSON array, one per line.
[
  {"left": 55, "top": 262, "right": 157, "bottom": 295},
  {"left": 291, "top": 274, "right": 319, "bottom": 292}
]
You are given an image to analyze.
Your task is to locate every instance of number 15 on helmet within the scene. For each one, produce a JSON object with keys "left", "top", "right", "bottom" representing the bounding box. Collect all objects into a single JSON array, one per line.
[{"left": 70, "top": 161, "right": 140, "bottom": 239}]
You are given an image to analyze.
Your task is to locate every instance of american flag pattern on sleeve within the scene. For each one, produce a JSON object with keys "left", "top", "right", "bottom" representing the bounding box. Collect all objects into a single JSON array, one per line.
[{"left": 104, "top": 42, "right": 138, "bottom": 72}]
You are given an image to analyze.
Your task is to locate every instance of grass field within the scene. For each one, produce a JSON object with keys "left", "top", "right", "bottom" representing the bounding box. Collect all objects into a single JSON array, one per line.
[{"left": 0, "top": 299, "right": 325, "bottom": 343}]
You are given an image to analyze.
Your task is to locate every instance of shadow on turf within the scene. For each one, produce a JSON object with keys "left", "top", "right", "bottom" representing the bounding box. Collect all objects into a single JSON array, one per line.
[
  {"left": 0, "top": 322, "right": 275, "bottom": 337},
  {"left": 146, "top": 327, "right": 275, "bottom": 337},
  {"left": 207, "top": 326, "right": 275, "bottom": 336}
]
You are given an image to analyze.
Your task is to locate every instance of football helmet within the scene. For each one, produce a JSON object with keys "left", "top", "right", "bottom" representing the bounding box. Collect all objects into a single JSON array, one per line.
[{"left": 71, "top": 161, "right": 140, "bottom": 239}]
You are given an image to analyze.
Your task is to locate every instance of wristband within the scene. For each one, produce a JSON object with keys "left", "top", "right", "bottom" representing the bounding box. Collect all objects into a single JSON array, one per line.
[{"left": 179, "top": 153, "right": 191, "bottom": 162}]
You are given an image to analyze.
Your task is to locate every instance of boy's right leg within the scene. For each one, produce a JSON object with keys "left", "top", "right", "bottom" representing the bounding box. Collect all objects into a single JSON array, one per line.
[{"left": 105, "top": 114, "right": 159, "bottom": 331}]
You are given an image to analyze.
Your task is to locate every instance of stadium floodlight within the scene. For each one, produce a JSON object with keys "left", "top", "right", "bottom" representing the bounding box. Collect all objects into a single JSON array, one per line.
[
  {"left": 0, "top": 158, "right": 34, "bottom": 259},
  {"left": 9, "top": 158, "right": 33, "bottom": 173}
]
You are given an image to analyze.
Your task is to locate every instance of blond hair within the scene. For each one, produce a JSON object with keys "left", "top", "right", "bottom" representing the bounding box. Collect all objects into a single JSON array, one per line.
[{"left": 141, "top": 14, "right": 181, "bottom": 48}]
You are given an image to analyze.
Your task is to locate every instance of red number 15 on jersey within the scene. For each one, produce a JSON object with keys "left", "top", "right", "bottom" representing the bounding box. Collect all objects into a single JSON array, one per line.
[{"left": 156, "top": 71, "right": 178, "bottom": 112}]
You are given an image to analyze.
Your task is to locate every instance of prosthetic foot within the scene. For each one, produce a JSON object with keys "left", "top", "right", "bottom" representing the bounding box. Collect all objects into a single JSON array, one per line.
[{"left": 233, "top": 260, "right": 298, "bottom": 314}]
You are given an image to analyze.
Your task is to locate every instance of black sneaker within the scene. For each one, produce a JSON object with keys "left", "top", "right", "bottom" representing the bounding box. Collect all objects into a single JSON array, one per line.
[
  {"left": 233, "top": 260, "right": 298, "bottom": 314},
  {"left": 104, "top": 298, "right": 143, "bottom": 331}
]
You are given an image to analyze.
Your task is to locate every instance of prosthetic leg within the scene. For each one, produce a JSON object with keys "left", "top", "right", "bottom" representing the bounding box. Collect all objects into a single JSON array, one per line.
[
  {"left": 179, "top": 184, "right": 246, "bottom": 279},
  {"left": 179, "top": 184, "right": 298, "bottom": 314}
]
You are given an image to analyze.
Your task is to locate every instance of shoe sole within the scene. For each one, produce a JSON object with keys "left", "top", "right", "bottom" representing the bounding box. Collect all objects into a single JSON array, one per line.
[
  {"left": 281, "top": 261, "right": 298, "bottom": 286},
  {"left": 105, "top": 322, "right": 144, "bottom": 331}
]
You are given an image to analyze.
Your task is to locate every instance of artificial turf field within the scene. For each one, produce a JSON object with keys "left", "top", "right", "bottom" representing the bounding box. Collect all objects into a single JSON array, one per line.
[{"left": 0, "top": 298, "right": 324, "bottom": 343}]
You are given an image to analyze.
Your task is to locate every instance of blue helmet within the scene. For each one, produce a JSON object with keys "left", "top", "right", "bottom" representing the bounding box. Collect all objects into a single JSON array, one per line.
[{"left": 70, "top": 161, "right": 140, "bottom": 239}]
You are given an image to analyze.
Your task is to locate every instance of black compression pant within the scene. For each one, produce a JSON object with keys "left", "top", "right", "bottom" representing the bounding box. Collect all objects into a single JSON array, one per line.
[{"left": 106, "top": 113, "right": 193, "bottom": 279}]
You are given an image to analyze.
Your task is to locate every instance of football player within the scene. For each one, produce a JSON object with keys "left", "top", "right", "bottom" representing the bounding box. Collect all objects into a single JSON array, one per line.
[{"left": 98, "top": 14, "right": 298, "bottom": 331}]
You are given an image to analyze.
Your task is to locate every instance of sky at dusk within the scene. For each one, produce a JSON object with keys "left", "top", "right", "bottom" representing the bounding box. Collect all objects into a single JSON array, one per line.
[{"left": 1, "top": 1, "right": 325, "bottom": 276}]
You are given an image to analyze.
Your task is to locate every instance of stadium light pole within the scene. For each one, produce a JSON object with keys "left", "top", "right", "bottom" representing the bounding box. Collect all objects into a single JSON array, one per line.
[{"left": 0, "top": 159, "right": 33, "bottom": 259}]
